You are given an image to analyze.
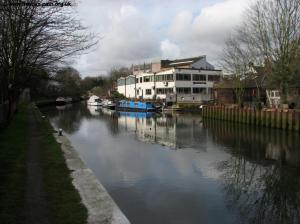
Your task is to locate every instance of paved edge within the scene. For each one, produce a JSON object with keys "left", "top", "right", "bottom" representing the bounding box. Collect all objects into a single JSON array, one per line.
[{"left": 53, "top": 134, "right": 131, "bottom": 224}]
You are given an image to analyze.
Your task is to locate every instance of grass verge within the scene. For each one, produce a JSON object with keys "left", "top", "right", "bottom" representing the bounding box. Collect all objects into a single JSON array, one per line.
[
  {"left": 0, "top": 105, "right": 27, "bottom": 224},
  {"left": 0, "top": 104, "right": 87, "bottom": 224}
]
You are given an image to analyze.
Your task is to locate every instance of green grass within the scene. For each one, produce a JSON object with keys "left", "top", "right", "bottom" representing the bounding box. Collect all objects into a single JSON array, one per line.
[
  {"left": 32, "top": 106, "right": 87, "bottom": 224},
  {"left": 0, "top": 104, "right": 87, "bottom": 224},
  {"left": 0, "top": 105, "right": 28, "bottom": 224}
]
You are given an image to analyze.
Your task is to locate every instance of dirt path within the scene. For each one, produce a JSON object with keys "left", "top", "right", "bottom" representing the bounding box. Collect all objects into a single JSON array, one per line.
[{"left": 25, "top": 111, "right": 52, "bottom": 224}]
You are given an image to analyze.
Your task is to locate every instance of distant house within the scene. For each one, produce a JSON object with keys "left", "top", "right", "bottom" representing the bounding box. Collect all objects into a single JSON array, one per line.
[
  {"left": 214, "top": 66, "right": 267, "bottom": 106},
  {"left": 117, "top": 55, "right": 222, "bottom": 104}
]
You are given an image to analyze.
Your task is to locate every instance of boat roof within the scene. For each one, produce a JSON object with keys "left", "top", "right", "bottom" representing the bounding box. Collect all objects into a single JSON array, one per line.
[{"left": 89, "top": 95, "right": 99, "bottom": 100}]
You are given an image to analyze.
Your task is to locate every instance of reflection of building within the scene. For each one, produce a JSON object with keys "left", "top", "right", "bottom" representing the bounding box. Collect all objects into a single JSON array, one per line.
[
  {"left": 115, "top": 112, "right": 205, "bottom": 149},
  {"left": 117, "top": 56, "right": 222, "bottom": 104}
]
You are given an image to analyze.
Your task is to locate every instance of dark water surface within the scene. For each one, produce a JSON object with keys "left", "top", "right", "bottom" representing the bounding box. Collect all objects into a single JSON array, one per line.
[{"left": 41, "top": 103, "right": 300, "bottom": 224}]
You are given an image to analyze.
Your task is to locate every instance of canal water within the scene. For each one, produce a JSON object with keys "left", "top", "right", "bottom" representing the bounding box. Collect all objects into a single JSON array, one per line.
[{"left": 41, "top": 102, "right": 300, "bottom": 224}]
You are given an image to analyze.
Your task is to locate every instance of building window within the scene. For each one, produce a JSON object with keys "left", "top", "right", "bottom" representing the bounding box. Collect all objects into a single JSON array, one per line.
[
  {"left": 193, "top": 74, "right": 206, "bottom": 81},
  {"left": 208, "top": 75, "right": 220, "bottom": 82},
  {"left": 136, "top": 78, "right": 139, "bottom": 83},
  {"left": 176, "top": 74, "right": 191, "bottom": 81},
  {"left": 117, "top": 79, "right": 125, "bottom": 86},
  {"left": 155, "top": 74, "right": 173, "bottom": 82},
  {"left": 144, "top": 76, "right": 153, "bottom": 82},
  {"left": 166, "top": 74, "right": 173, "bottom": 81},
  {"left": 193, "top": 88, "right": 206, "bottom": 94},
  {"left": 156, "top": 88, "right": 174, "bottom": 95},
  {"left": 146, "top": 89, "right": 152, "bottom": 95},
  {"left": 137, "top": 89, "right": 139, "bottom": 95},
  {"left": 176, "top": 88, "right": 191, "bottom": 94},
  {"left": 140, "top": 77, "right": 143, "bottom": 83}
]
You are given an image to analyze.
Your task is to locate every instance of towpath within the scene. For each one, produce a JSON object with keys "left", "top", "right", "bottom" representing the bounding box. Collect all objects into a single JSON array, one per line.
[{"left": 25, "top": 111, "right": 52, "bottom": 224}]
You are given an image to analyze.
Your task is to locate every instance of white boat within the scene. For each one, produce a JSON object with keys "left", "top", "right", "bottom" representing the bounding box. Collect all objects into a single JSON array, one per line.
[
  {"left": 56, "top": 97, "right": 72, "bottom": 105},
  {"left": 102, "top": 99, "right": 116, "bottom": 109},
  {"left": 87, "top": 95, "right": 102, "bottom": 106}
]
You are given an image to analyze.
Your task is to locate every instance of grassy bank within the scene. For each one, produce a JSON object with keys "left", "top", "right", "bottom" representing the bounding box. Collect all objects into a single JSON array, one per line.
[
  {"left": 0, "top": 104, "right": 87, "bottom": 224},
  {"left": 0, "top": 105, "right": 27, "bottom": 223},
  {"left": 32, "top": 105, "right": 88, "bottom": 224}
]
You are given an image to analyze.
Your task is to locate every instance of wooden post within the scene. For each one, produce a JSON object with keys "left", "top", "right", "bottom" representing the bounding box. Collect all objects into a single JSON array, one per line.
[
  {"left": 230, "top": 108, "right": 233, "bottom": 122},
  {"left": 256, "top": 110, "right": 260, "bottom": 126},
  {"left": 270, "top": 110, "right": 276, "bottom": 128},
  {"left": 265, "top": 110, "right": 271, "bottom": 128},
  {"left": 261, "top": 110, "right": 267, "bottom": 127},
  {"left": 276, "top": 109, "right": 282, "bottom": 129},
  {"left": 282, "top": 110, "right": 287, "bottom": 130},
  {"left": 243, "top": 109, "right": 247, "bottom": 124},
  {"left": 287, "top": 110, "right": 294, "bottom": 131},
  {"left": 234, "top": 108, "right": 238, "bottom": 122},
  {"left": 295, "top": 111, "right": 300, "bottom": 132},
  {"left": 260, "top": 110, "right": 265, "bottom": 127},
  {"left": 251, "top": 109, "right": 256, "bottom": 126}
]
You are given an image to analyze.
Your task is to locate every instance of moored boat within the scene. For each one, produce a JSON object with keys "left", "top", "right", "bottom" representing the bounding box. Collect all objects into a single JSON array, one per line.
[
  {"left": 87, "top": 95, "right": 102, "bottom": 106},
  {"left": 116, "top": 100, "right": 157, "bottom": 112},
  {"left": 102, "top": 99, "right": 116, "bottom": 109},
  {"left": 56, "top": 97, "right": 72, "bottom": 105}
]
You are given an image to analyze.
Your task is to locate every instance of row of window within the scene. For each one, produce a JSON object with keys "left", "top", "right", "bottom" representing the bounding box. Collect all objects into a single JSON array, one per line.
[
  {"left": 156, "top": 88, "right": 174, "bottom": 95},
  {"left": 155, "top": 74, "right": 173, "bottom": 82},
  {"left": 129, "top": 74, "right": 220, "bottom": 84},
  {"left": 137, "top": 88, "right": 208, "bottom": 95},
  {"left": 176, "top": 88, "right": 208, "bottom": 94}
]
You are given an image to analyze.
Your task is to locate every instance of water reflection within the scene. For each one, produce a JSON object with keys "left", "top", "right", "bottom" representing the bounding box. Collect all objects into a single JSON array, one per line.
[
  {"left": 41, "top": 103, "right": 300, "bottom": 224},
  {"left": 204, "top": 120, "right": 300, "bottom": 224},
  {"left": 100, "top": 108, "right": 206, "bottom": 150}
]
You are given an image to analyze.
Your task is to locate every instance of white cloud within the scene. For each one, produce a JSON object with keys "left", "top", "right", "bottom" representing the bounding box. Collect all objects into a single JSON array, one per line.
[
  {"left": 72, "top": 0, "right": 253, "bottom": 77},
  {"left": 160, "top": 39, "right": 181, "bottom": 59},
  {"left": 168, "top": 0, "right": 252, "bottom": 62},
  {"left": 73, "top": 3, "right": 161, "bottom": 76}
]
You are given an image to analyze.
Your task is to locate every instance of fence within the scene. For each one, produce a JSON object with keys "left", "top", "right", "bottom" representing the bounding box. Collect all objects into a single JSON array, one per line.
[{"left": 202, "top": 106, "right": 300, "bottom": 132}]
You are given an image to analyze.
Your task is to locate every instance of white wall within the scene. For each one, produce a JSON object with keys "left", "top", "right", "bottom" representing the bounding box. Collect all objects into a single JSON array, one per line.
[{"left": 117, "top": 68, "right": 221, "bottom": 103}]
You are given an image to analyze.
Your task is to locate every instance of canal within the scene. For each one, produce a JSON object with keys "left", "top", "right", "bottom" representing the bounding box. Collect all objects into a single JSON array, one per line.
[{"left": 41, "top": 102, "right": 300, "bottom": 224}]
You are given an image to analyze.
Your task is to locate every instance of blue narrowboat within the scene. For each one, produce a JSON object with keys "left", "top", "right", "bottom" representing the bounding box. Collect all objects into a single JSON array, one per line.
[{"left": 117, "top": 100, "right": 158, "bottom": 112}]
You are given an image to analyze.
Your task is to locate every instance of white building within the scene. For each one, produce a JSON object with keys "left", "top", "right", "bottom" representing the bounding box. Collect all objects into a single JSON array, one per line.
[{"left": 117, "top": 56, "right": 222, "bottom": 104}]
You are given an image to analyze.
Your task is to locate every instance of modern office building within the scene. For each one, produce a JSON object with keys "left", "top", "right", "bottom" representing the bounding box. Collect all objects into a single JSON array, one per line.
[{"left": 117, "top": 56, "right": 222, "bottom": 104}]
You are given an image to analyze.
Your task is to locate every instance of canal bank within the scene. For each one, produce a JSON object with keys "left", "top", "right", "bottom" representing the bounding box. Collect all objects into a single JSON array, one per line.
[
  {"left": 0, "top": 103, "right": 130, "bottom": 224},
  {"left": 53, "top": 126, "right": 130, "bottom": 224},
  {"left": 0, "top": 104, "right": 87, "bottom": 224},
  {"left": 202, "top": 106, "right": 300, "bottom": 132},
  {"left": 35, "top": 104, "right": 131, "bottom": 224}
]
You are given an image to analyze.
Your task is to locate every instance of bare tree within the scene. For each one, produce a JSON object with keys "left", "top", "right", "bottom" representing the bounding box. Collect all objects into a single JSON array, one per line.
[
  {"left": 221, "top": 36, "right": 253, "bottom": 107},
  {"left": 222, "top": 0, "right": 299, "bottom": 106},
  {"left": 0, "top": 0, "right": 97, "bottom": 118}
]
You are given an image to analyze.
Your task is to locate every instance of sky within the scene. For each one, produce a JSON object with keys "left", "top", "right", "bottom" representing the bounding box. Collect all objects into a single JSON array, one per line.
[{"left": 73, "top": 0, "right": 252, "bottom": 77}]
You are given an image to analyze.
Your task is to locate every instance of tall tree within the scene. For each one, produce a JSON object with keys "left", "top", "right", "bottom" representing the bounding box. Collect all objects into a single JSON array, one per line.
[
  {"left": 242, "top": 0, "right": 299, "bottom": 103},
  {"left": 0, "top": 0, "right": 97, "bottom": 117},
  {"left": 222, "top": 0, "right": 299, "bottom": 105}
]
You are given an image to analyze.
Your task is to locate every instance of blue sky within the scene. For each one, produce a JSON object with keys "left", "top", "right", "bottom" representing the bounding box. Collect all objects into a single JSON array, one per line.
[{"left": 73, "top": 0, "right": 252, "bottom": 77}]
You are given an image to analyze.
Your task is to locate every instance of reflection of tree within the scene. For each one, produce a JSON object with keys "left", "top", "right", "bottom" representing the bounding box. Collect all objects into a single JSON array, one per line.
[
  {"left": 42, "top": 102, "right": 95, "bottom": 134},
  {"left": 96, "top": 109, "right": 120, "bottom": 135},
  {"left": 214, "top": 127, "right": 300, "bottom": 224},
  {"left": 203, "top": 120, "right": 300, "bottom": 223}
]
